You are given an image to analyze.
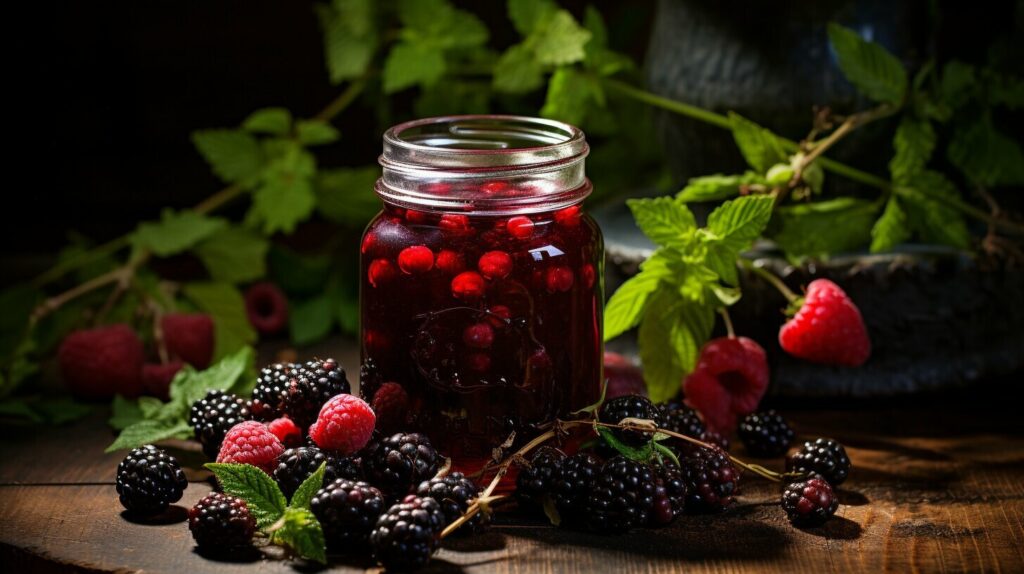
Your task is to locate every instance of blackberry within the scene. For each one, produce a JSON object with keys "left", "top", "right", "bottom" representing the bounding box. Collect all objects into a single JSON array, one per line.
[
  {"left": 282, "top": 358, "right": 351, "bottom": 428},
  {"left": 416, "top": 472, "right": 487, "bottom": 534},
  {"left": 700, "top": 430, "right": 731, "bottom": 452},
  {"left": 370, "top": 495, "right": 445, "bottom": 571},
  {"left": 359, "top": 358, "right": 382, "bottom": 401},
  {"left": 188, "top": 390, "right": 253, "bottom": 459},
  {"left": 514, "top": 446, "right": 566, "bottom": 507},
  {"left": 782, "top": 474, "right": 839, "bottom": 526},
  {"left": 115, "top": 445, "right": 188, "bottom": 516},
  {"left": 311, "top": 479, "right": 387, "bottom": 550},
  {"left": 188, "top": 492, "right": 256, "bottom": 552},
  {"left": 658, "top": 402, "right": 705, "bottom": 440},
  {"left": 550, "top": 452, "right": 603, "bottom": 524},
  {"left": 787, "top": 438, "right": 851, "bottom": 485},
  {"left": 598, "top": 394, "right": 661, "bottom": 446},
  {"left": 651, "top": 462, "right": 687, "bottom": 525},
  {"left": 585, "top": 456, "right": 657, "bottom": 532},
  {"left": 274, "top": 446, "right": 363, "bottom": 499},
  {"left": 252, "top": 362, "right": 299, "bottom": 420},
  {"left": 738, "top": 410, "right": 794, "bottom": 458},
  {"left": 679, "top": 445, "right": 739, "bottom": 513},
  {"left": 363, "top": 433, "right": 441, "bottom": 500}
]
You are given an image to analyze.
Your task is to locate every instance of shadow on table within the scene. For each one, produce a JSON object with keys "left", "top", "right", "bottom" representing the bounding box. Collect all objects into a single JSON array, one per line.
[
  {"left": 192, "top": 546, "right": 263, "bottom": 564},
  {"left": 120, "top": 505, "right": 187, "bottom": 525},
  {"left": 794, "top": 516, "right": 862, "bottom": 540}
]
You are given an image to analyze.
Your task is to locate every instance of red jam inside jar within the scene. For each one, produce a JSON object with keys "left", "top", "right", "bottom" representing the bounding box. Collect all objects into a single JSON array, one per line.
[{"left": 360, "top": 116, "right": 603, "bottom": 470}]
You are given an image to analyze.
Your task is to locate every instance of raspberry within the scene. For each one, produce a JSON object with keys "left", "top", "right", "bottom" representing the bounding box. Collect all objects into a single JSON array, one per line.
[
  {"left": 435, "top": 249, "right": 465, "bottom": 275},
  {"left": 252, "top": 362, "right": 300, "bottom": 421},
  {"left": 554, "top": 205, "right": 581, "bottom": 227},
  {"left": 738, "top": 410, "right": 794, "bottom": 458},
  {"left": 782, "top": 475, "right": 839, "bottom": 526},
  {"left": 462, "top": 322, "right": 494, "bottom": 349},
  {"left": 397, "top": 245, "right": 434, "bottom": 274},
  {"left": 189, "top": 390, "right": 254, "bottom": 459},
  {"left": 59, "top": 324, "right": 145, "bottom": 399},
  {"left": 282, "top": 358, "right": 352, "bottom": 429},
  {"left": 216, "top": 421, "right": 285, "bottom": 473},
  {"left": 486, "top": 305, "right": 512, "bottom": 328},
  {"left": 599, "top": 394, "right": 661, "bottom": 446},
  {"left": 451, "top": 271, "right": 486, "bottom": 300},
  {"left": 188, "top": 492, "right": 256, "bottom": 552},
  {"left": 267, "top": 417, "right": 303, "bottom": 448},
  {"left": 161, "top": 313, "right": 214, "bottom": 369},
  {"left": 370, "top": 382, "right": 410, "bottom": 434},
  {"left": 368, "top": 259, "right": 399, "bottom": 287},
  {"left": 404, "top": 209, "right": 430, "bottom": 224},
  {"left": 439, "top": 213, "right": 471, "bottom": 235},
  {"left": 779, "top": 279, "right": 871, "bottom": 366},
  {"left": 478, "top": 251, "right": 513, "bottom": 279},
  {"left": 603, "top": 352, "right": 647, "bottom": 399},
  {"left": 141, "top": 361, "right": 183, "bottom": 400},
  {"left": 370, "top": 495, "right": 445, "bottom": 571},
  {"left": 364, "top": 433, "right": 441, "bottom": 500},
  {"left": 787, "top": 438, "right": 851, "bottom": 486},
  {"left": 244, "top": 282, "right": 289, "bottom": 334},
  {"left": 545, "top": 266, "right": 574, "bottom": 292},
  {"left": 679, "top": 445, "right": 739, "bottom": 513},
  {"left": 416, "top": 472, "right": 487, "bottom": 534},
  {"left": 683, "top": 336, "right": 769, "bottom": 433},
  {"left": 550, "top": 452, "right": 603, "bottom": 524},
  {"left": 515, "top": 446, "right": 566, "bottom": 508},
  {"left": 506, "top": 216, "right": 534, "bottom": 239},
  {"left": 116, "top": 445, "right": 188, "bottom": 516},
  {"left": 312, "top": 479, "right": 387, "bottom": 550},
  {"left": 651, "top": 462, "right": 687, "bottom": 525},
  {"left": 308, "top": 394, "right": 376, "bottom": 455},
  {"left": 585, "top": 456, "right": 657, "bottom": 532}
]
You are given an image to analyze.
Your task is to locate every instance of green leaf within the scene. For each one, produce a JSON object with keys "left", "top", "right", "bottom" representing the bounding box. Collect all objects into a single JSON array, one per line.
[
  {"left": 182, "top": 283, "right": 256, "bottom": 360},
  {"left": 540, "top": 67, "right": 604, "bottom": 126},
  {"left": 131, "top": 210, "right": 226, "bottom": 257},
  {"left": 289, "top": 462, "right": 326, "bottom": 509},
  {"left": 626, "top": 197, "right": 696, "bottom": 249},
  {"left": 870, "top": 196, "right": 909, "bottom": 253},
  {"left": 274, "top": 507, "right": 327, "bottom": 564},
  {"left": 109, "top": 395, "right": 144, "bottom": 430},
  {"left": 947, "top": 118, "right": 1024, "bottom": 187},
  {"left": 531, "top": 10, "right": 592, "bottom": 66},
  {"left": 194, "top": 226, "right": 269, "bottom": 284},
  {"left": 242, "top": 108, "right": 292, "bottom": 135},
  {"left": 289, "top": 295, "right": 335, "bottom": 347},
  {"left": 677, "top": 172, "right": 765, "bottom": 203},
  {"left": 771, "top": 198, "right": 878, "bottom": 260},
  {"left": 295, "top": 120, "right": 340, "bottom": 146},
  {"left": 205, "top": 463, "right": 287, "bottom": 529},
  {"left": 939, "top": 61, "right": 976, "bottom": 110},
  {"left": 317, "top": 0, "right": 377, "bottom": 84},
  {"left": 889, "top": 115, "right": 936, "bottom": 184},
  {"left": 638, "top": 289, "right": 712, "bottom": 403},
  {"left": 704, "top": 195, "right": 775, "bottom": 250},
  {"left": 314, "top": 166, "right": 381, "bottom": 227},
  {"left": 728, "top": 112, "right": 787, "bottom": 172},
  {"left": 827, "top": 22, "right": 908, "bottom": 104},
  {"left": 383, "top": 42, "right": 446, "bottom": 93},
  {"left": 508, "top": 0, "right": 557, "bottom": 36},
  {"left": 596, "top": 427, "right": 655, "bottom": 463},
  {"left": 250, "top": 169, "right": 317, "bottom": 235},
  {"left": 899, "top": 171, "right": 971, "bottom": 249},
  {"left": 398, "top": 0, "right": 488, "bottom": 50},
  {"left": 191, "top": 129, "right": 262, "bottom": 184},
  {"left": 105, "top": 419, "right": 191, "bottom": 452},
  {"left": 268, "top": 246, "right": 333, "bottom": 297},
  {"left": 167, "top": 346, "right": 253, "bottom": 410},
  {"left": 603, "top": 252, "right": 676, "bottom": 341},
  {"left": 492, "top": 43, "right": 544, "bottom": 93}
]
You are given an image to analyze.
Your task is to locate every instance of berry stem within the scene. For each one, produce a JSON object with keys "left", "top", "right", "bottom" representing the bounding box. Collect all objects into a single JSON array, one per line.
[
  {"left": 718, "top": 308, "right": 736, "bottom": 339},
  {"left": 740, "top": 260, "right": 800, "bottom": 304}
]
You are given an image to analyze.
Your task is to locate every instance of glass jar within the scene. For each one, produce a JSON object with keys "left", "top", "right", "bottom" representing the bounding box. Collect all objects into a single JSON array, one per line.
[{"left": 360, "top": 115, "right": 603, "bottom": 468}]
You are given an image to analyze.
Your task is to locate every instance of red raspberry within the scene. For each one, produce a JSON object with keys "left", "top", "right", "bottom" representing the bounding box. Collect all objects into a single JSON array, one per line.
[
  {"left": 435, "top": 250, "right": 465, "bottom": 275},
  {"left": 480, "top": 181, "right": 510, "bottom": 194},
  {"left": 404, "top": 209, "right": 430, "bottom": 224},
  {"left": 683, "top": 337, "right": 769, "bottom": 433},
  {"left": 141, "top": 361, "right": 184, "bottom": 400},
  {"left": 162, "top": 313, "right": 214, "bottom": 369},
  {"left": 779, "top": 279, "right": 871, "bottom": 367},
  {"left": 216, "top": 420, "right": 285, "bottom": 473},
  {"left": 361, "top": 231, "right": 379, "bottom": 255},
  {"left": 309, "top": 394, "right": 376, "bottom": 455},
  {"left": 244, "top": 282, "right": 289, "bottom": 335},
  {"left": 486, "top": 305, "right": 512, "bottom": 328},
  {"left": 58, "top": 324, "right": 145, "bottom": 400},
  {"left": 451, "top": 271, "right": 486, "bottom": 300},
  {"left": 507, "top": 216, "right": 534, "bottom": 239},
  {"left": 545, "top": 266, "right": 574, "bottom": 292},
  {"left": 397, "top": 246, "right": 434, "bottom": 274},
  {"left": 478, "top": 251, "right": 513, "bottom": 279},
  {"left": 267, "top": 417, "right": 303, "bottom": 448},
  {"left": 370, "top": 382, "right": 410, "bottom": 434},
  {"left": 439, "top": 214, "right": 471, "bottom": 235},
  {"left": 463, "top": 323, "right": 495, "bottom": 349},
  {"left": 554, "top": 205, "right": 581, "bottom": 227},
  {"left": 603, "top": 352, "right": 647, "bottom": 399},
  {"left": 368, "top": 259, "right": 399, "bottom": 287}
]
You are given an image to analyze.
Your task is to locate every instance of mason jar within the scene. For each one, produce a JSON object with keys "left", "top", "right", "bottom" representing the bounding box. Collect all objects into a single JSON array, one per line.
[{"left": 360, "top": 115, "right": 603, "bottom": 468}]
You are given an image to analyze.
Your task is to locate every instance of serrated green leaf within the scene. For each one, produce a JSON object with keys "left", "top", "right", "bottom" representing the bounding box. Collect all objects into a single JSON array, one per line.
[
  {"left": 105, "top": 419, "right": 191, "bottom": 452},
  {"left": 242, "top": 108, "right": 292, "bottom": 135},
  {"left": 317, "top": 0, "right": 377, "bottom": 84},
  {"left": 289, "top": 462, "right": 326, "bottom": 509},
  {"left": 540, "top": 67, "right": 604, "bottom": 126},
  {"left": 397, "top": 0, "right": 488, "bottom": 49},
  {"left": 289, "top": 295, "right": 335, "bottom": 347},
  {"left": 182, "top": 283, "right": 256, "bottom": 360},
  {"left": 131, "top": 210, "right": 226, "bottom": 258},
  {"left": 827, "top": 22, "right": 907, "bottom": 104},
  {"left": 532, "top": 10, "right": 591, "bottom": 66},
  {"left": 728, "top": 112, "right": 787, "bottom": 172},
  {"left": 638, "top": 289, "right": 711, "bottom": 403},
  {"left": 383, "top": 43, "right": 446, "bottom": 93},
  {"left": 138, "top": 396, "right": 164, "bottom": 419},
  {"left": 206, "top": 463, "right": 287, "bottom": 529},
  {"left": 626, "top": 197, "right": 696, "bottom": 249},
  {"left": 947, "top": 118, "right": 1024, "bottom": 187},
  {"left": 274, "top": 507, "right": 327, "bottom": 564},
  {"left": 109, "top": 395, "right": 144, "bottom": 430},
  {"left": 603, "top": 252, "right": 676, "bottom": 341},
  {"left": 493, "top": 43, "right": 544, "bottom": 93},
  {"left": 596, "top": 426, "right": 655, "bottom": 462},
  {"left": 889, "top": 115, "right": 935, "bottom": 184},
  {"left": 939, "top": 60, "right": 976, "bottom": 110},
  {"left": 250, "top": 171, "right": 317, "bottom": 235},
  {"left": 194, "top": 226, "right": 269, "bottom": 284},
  {"left": 314, "top": 166, "right": 380, "bottom": 227},
  {"left": 771, "top": 198, "right": 878, "bottom": 260},
  {"left": 870, "top": 196, "right": 909, "bottom": 253},
  {"left": 295, "top": 120, "right": 339, "bottom": 146},
  {"left": 705, "top": 195, "right": 775, "bottom": 250},
  {"left": 191, "top": 129, "right": 262, "bottom": 184},
  {"left": 677, "top": 172, "right": 765, "bottom": 203},
  {"left": 508, "top": 0, "right": 558, "bottom": 36},
  {"left": 167, "top": 346, "right": 253, "bottom": 410},
  {"left": 899, "top": 171, "right": 971, "bottom": 249}
]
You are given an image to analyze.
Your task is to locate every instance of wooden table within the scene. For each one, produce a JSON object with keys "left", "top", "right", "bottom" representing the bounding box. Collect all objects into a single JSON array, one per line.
[{"left": 2, "top": 384, "right": 1023, "bottom": 573}]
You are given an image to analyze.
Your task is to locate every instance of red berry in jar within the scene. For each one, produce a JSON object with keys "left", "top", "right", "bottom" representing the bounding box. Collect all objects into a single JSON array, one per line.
[
  {"left": 463, "top": 323, "right": 495, "bottom": 349},
  {"left": 435, "top": 249, "right": 465, "bottom": 275},
  {"left": 545, "top": 266, "right": 575, "bottom": 293},
  {"left": 481, "top": 181, "right": 510, "bottom": 194},
  {"left": 507, "top": 216, "right": 534, "bottom": 239},
  {"left": 397, "top": 246, "right": 434, "bottom": 274},
  {"left": 478, "top": 251, "right": 513, "bottom": 279},
  {"left": 451, "top": 271, "right": 486, "bottom": 300},
  {"left": 486, "top": 305, "right": 512, "bottom": 328},
  {"left": 368, "top": 259, "right": 398, "bottom": 287},
  {"left": 405, "top": 209, "right": 430, "bottom": 224},
  {"left": 440, "top": 213, "right": 471, "bottom": 235},
  {"left": 466, "top": 352, "right": 492, "bottom": 372},
  {"left": 582, "top": 264, "right": 596, "bottom": 289},
  {"left": 554, "top": 205, "right": 581, "bottom": 227}
]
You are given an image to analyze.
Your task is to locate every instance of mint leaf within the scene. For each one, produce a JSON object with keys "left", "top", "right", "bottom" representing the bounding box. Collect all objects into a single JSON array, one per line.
[
  {"left": 131, "top": 210, "right": 226, "bottom": 257},
  {"left": 728, "top": 112, "right": 787, "bottom": 173},
  {"left": 167, "top": 346, "right": 253, "bottom": 410},
  {"left": 317, "top": 0, "right": 377, "bottom": 84},
  {"left": 315, "top": 166, "right": 380, "bottom": 226},
  {"left": 194, "top": 226, "right": 269, "bottom": 284},
  {"left": 206, "top": 463, "right": 287, "bottom": 529},
  {"left": 242, "top": 108, "right": 292, "bottom": 135},
  {"left": 289, "top": 295, "right": 335, "bottom": 347},
  {"left": 899, "top": 172, "right": 971, "bottom": 249},
  {"left": 508, "top": 0, "right": 557, "bottom": 36},
  {"left": 626, "top": 197, "right": 696, "bottom": 249},
  {"left": 532, "top": 10, "right": 591, "bottom": 66},
  {"left": 889, "top": 115, "right": 936, "bottom": 184},
  {"left": 771, "top": 198, "right": 878, "bottom": 260},
  {"left": 383, "top": 42, "right": 446, "bottom": 93},
  {"left": 191, "top": 129, "right": 262, "bottom": 185},
  {"left": 105, "top": 419, "right": 191, "bottom": 452},
  {"left": 250, "top": 170, "right": 317, "bottom": 235},
  {"left": 274, "top": 507, "right": 327, "bottom": 564},
  {"left": 492, "top": 43, "right": 544, "bottom": 93},
  {"left": 109, "top": 394, "right": 144, "bottom": 430},
  {"left": 540, "top": 67, "right": 604, "bottom": 126},
  {"left": 947, "top": 118, "right": 1024, "bottom": 186},
  {"left": 182, "top": 282, "right": 257, "bottom": 360},
  {"left": 289, "top": 462, "right": 326, "bottom": 509},
  {"left": 704, "top": 195, "right": 775, "bottom": 250},
  {"left": 603, "top": 251, "right": 676, "bottom": 341},
  {"left": 638, "top": 289, "right": 712, "bottom": 403},
  {"left": 870, "top": 196, "right": 909, "bottom": 253},
  {"left": 827, "top": 22, "right": 907, "bottom": 104},
  {"left": 596, "top": 427, "right": 655, "bottom": 463},
  {"left": 295, "top": 120, "right": 340, "bottom": 146},
  {"left": 677, "top": 172, "right": 764, "bottom": 203}
]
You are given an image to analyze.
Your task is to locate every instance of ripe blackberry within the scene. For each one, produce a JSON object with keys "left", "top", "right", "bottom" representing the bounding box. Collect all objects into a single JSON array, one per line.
[
  {"left": 599, "top": 394, "right": 661, "bottom": 446},
  {"left": 651, "top": 462, "right": 687, "bottom": 525},
  {"left": 787, "top": 438, "right": 851, "bottom": 486},
  {"left": 115, "top": 445, "right": 188, "bottom": 516},
  {"left": 273, "top": 446, "right": 363, "bottom": 499},
  {"left": 188, "top": 492, "right": 256, "bottom": 552},
  {"left": 252, "top": 362, "right": 299, "bottom": 420},
  {"left": 679, "top": 445, "right": 739, "bottom": 513},
  {"left": 700, "top": 430, "right": 731, "bottom": 452},
  {"left": 550, "top": 452, "right": 603, "bottom": 524},
  {"left": 282, "top": 358, "right": 351, "bottom": 428},
  {"left": 359, "top": 358, "right": 382, "bottom": 401},
  {"left": 739, "top": 410, "right": 795, "bottom": 458},
  {"left": 311, "top": 479, "right": 387, "bottom": 550},
  {"left": 659, "top": 401, "right": 705, "bottom": 440},
  {"left": 584, "top": 456, "right": 657, "bottom": 532},
  {"left": 188, "top": 390, "right": 253, "bottom": 459},
  {"left": 416, "top": 472, "right": 487, "bottom": 534},
  {"left": 782, "top": 474, "right": 839, "bottom": 526},
  {"left": 363, "top": 433, "right": 441, "bottom": 500},
  {"left": 515, "top": 446, "right": 566, "bottom": 507},
  {"left": 370, "top": 495, "right": 445, "bottom": 571}
]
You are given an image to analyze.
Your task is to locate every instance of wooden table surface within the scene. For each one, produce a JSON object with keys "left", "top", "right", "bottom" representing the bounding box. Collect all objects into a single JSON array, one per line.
[{"left": 2, "top": 382, "right": 1023, "bottom": 573}]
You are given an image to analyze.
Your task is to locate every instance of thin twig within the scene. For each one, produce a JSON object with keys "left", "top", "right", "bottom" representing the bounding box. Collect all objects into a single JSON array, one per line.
[
  {"left": 718, "top": 308, "right": 736, "bottom": 339},
  {"left": 740, "top": 260, "right": 799, "bottom": 304}
]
